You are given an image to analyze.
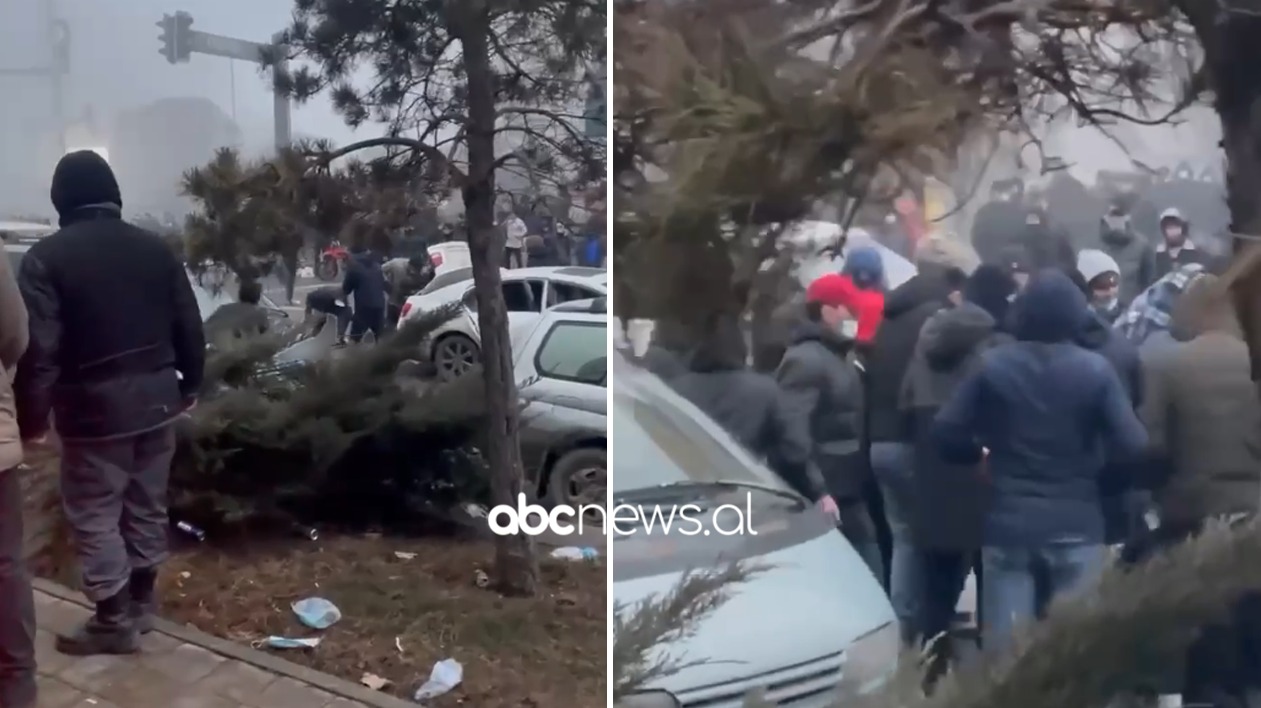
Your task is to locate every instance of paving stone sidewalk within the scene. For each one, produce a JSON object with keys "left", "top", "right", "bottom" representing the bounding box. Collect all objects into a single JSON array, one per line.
[{"left": 32, "top": 580, "right": 414, "bottom": 708}]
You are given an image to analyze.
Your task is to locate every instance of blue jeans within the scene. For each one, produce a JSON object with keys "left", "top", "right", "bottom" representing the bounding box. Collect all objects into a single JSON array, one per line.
[
  {"left": 870, "top": 442, "right": 918, "bottom": 643},
  {"left": 981, "top": 541, "right": 1106, "bottom": 653}
]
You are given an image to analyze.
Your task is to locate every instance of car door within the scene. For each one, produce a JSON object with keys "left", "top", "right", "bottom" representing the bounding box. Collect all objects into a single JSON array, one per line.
[{"left": 515, "top": 317, "right": 607, "bottom": 472}]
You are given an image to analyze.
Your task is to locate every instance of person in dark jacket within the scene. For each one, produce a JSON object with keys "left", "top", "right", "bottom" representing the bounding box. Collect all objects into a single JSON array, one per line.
[
  {"left": 1069, "top": 265, "right": 1146, "bottom": 549},
  {"left": 1096, "top": 206, "right": 1155, "bottom": 303},
  {"left": 672, "top": 318, "right": 825, "bottom": 502},
  {"left": 0, "top": 236, "right": 33, "bottom": 706},
  {"left": 1153, "top": 207, "right": 1212, "bottom": 281},
  {"left": 305, "top": 285, "right": 351, "bottom": 344},
  {"left": 342, "top": 248, "right": 388, "bottom": 343},
  {"left": 203, "top": 279, "right": 270, "bottom": 347},
  {"left": 1019, "top": 208, "right": 1077, "bottom": 273},
  {"left": 14, "top": 150, "right": 205, "bottom": 656},
  {"left": 1140, "top": 274, "right": 1261, "bottom": 706},
  {"left": 932, "top": 269, "right": 1148, "bottom": 653},
  {"left": 864, "top": 260, "right": 966, "bottom": 642},
  {"left": 899, "top": 264, "right": 1014, "bottom": 682},
  {"left": 777, "top": 273, "right": 876, "bottom": 575}
]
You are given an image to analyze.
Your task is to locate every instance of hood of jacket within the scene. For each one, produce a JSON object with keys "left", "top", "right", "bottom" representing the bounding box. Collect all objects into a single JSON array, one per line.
[
  {"left": 922, "top": 302, "right": 997, "bottom": 370},
  {"left": 1077, "top": 249, "right": 1121, "bottom": 284},
  {"left": 50, "top": 150, "right": 123, "bottom": 223},
  {"left": 1010, "top": 269, "right": 1089, "bottom": 343},
  {"left": 789, "top": 319, "right": 856, "bottom": 357},
  {"left": 883, "top": 273, "right": 948, "bottom": 320}
]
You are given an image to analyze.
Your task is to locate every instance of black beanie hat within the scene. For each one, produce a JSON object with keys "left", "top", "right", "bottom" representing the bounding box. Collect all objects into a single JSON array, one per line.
[
  {"left": 50, "top": 150, "right": 122, "bottom": 219},
  {"left": 964, "top": 263, "right": 1017, "bottom": 324}
]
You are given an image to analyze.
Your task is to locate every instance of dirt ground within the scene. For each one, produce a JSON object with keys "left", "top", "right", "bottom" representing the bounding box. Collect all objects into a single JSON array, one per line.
[
  {"left": 38, "top": 531, "right": 605, "bottom": 707},
  {"left": 156, "top": 535, "right": 606, "bottom": 707}
]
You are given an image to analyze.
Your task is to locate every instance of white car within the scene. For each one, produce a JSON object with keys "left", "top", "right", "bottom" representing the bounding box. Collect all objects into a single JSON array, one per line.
[
  {"left": 398, "top": 266, "right": 607, "bottom": 380},
  {"left": 613, "top": 357, "right": 898, "bottom": 707}
]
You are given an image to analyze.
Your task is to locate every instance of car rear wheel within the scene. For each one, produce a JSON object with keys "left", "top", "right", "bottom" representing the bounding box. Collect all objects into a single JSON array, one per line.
[
  {"left": 546, "top": 448, "right": 606, "bottom": 523},
  {"left": 433, "top": 333, "right": 480, "bottom": 381}
]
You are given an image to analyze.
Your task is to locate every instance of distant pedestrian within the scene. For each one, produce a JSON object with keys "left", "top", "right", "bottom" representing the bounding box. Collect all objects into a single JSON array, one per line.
[
  {"left": 342, "top": 247, "right": 387, "bottom": 343},
  {"left": 932, "top": 269, "right": 1147, "bottom": 653},
  {"left": 500, "top": 211, "right": 529, "bottom": 269},
  {"left": 0, "top": 232, "right": 33, "bottom": 706},
  {"left": 1153, "top": 207, "right": 1211, "bottom": 280},
  {"left": 15, "top": 151, "right": 205, "bottom": 656}
]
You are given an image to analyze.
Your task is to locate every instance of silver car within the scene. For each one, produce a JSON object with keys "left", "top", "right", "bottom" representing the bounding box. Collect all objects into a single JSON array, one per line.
[{"left": 613, "top": 356, "right": 898, "bottom": 707}]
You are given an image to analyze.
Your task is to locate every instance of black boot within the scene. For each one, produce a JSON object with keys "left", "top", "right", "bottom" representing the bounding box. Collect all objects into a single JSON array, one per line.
[
  {"left": 54, "top": 586, "right": 139, "bottom": 656},
  {"left": 129, "top": 567, "right": 158, "bottom": 635}
]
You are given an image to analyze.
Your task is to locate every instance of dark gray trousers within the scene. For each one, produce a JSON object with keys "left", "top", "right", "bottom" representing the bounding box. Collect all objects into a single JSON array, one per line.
[
  {"left": 0, "top": 466, "right": 36, "bottom": 705},
  {"left": 60, "top": 426, "right": 176, "bottom": 602}
]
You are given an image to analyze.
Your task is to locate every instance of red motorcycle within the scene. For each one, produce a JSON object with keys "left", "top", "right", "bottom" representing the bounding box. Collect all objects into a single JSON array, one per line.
[{"left": 316, "top": 241, "right": 350, "bottom": 281}]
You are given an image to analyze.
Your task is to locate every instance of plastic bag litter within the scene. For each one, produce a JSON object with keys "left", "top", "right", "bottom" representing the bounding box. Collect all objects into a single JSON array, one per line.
[
  {"left": 253, "top": 636, "right": 321, "bottom": 650},
  {"left": 292, "top": 597, "right": 342, "bottom": 630},
  {"left": 550, "top": 546, "right": 599, "bottom": 560},
  {"left": 413, "top": 658, "right": 463, "bottom": 701}
]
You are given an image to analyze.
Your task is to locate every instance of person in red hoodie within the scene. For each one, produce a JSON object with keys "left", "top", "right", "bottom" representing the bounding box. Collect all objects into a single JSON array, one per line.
[{"left": 840, "top": 246, "right": 887, "bottom": 346}]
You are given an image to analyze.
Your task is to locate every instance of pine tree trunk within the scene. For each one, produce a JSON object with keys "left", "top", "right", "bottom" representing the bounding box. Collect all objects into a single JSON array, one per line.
[
  {"left": 454, "top": 7, "right": 540, "bottom": 597},
  {"left": 1214, "top": 16, "right": 1261, "bottom": 382}
]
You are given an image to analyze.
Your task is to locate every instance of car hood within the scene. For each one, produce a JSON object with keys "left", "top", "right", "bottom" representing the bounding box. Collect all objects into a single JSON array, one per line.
[{"left": 614, "top": 518, "right": 893, "bottom": 695}]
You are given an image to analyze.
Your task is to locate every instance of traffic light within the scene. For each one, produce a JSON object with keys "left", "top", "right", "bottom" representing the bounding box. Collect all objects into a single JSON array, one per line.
[
  {"left": 156, "top": 11, "right": 193, "bottom": 64},
  {"left": 157, "top": 14, "right": 175, "bottom": 64}
]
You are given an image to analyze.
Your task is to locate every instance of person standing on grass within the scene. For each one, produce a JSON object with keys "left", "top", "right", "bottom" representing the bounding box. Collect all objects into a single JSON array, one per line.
[
  {"left": 0, "top": 239, "right": 33, "bottom": 707},
  {"left": 14, "top": 150, "right": 206, "bottom": 657}
]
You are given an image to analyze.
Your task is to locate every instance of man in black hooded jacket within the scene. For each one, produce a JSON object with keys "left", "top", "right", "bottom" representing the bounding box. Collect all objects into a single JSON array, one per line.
[
  {"left": 14, "top": 151, "right": 205, "bottom": 656},
  {"left": 864, "top": 260, "right": 965, "bottom": 642}
]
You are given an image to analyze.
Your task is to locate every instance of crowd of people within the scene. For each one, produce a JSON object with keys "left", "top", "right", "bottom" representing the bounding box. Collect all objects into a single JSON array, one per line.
[{"left": 644, "top": 201, "right": 1261, "bottom": 705}]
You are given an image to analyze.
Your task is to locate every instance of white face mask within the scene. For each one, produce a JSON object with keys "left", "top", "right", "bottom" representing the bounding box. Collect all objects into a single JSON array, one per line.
[{"left": 838, "top": 319, "right": 859, "bottom": 339}]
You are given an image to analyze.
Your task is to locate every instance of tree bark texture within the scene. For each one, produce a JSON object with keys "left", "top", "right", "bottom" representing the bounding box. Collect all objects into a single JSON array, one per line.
[
  {"left": 1209, "top": 11, "right": 1261, "bottom": 380},
  {"left": 453, "top": 5, "right": 540, "bottom": 597}
]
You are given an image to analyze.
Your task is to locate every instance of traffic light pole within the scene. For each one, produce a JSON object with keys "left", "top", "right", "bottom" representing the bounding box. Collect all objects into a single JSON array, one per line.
[{"left": 157, "top": 12, "right": 292, "bottom": 151}]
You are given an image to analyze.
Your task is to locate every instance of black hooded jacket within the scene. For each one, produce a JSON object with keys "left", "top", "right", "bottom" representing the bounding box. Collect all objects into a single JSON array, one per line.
[
  {"left": 865, "top": 273, "right": 953, "bottom": 442},
  {"left": 13, "top": 151, "right": 205, "bottom": 441},
  {"left": 776, "top": 320, "right": 868, "bottom": 500},
  {"left": 900, "top": 302, "right": 1006, "bottom": 549}
]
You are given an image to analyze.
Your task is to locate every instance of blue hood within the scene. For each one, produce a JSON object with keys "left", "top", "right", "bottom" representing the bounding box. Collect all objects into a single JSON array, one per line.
[
  {"left": 842, "top": 246, "right": 885, "bottom": 290},
  {"left": 1011, "top": 269, "right": 1089, "bottom": 343}
]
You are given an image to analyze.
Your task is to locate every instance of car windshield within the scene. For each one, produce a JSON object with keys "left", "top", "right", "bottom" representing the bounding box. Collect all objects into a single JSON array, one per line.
[{"left": 611, "top": 366, "right": 787, "bottom": 495}]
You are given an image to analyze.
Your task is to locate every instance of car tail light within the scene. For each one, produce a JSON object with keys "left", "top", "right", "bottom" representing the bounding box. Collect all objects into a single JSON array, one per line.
[
  {"left": 430, "top": 252, "right": 444, "bottom": 267},
  {"left": 399, "top": 302, "right": 413, "bottom": 321}
]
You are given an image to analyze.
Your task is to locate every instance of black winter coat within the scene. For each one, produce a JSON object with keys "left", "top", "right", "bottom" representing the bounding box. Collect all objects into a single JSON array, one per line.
[
  {"left": 776, "top": 322, "right": 868, "bottom": 501},
  {"left": 865, "top": 274, "right": 950, "bottom": 443},
  {"left": 900, "top": 303, "right": 1004, "bottom": 550},
  {"left": 14, "top": 209, "right": 205, "bottom": 441},
  {"left": 672, "top": 367, "right": 824, "bottom": 500}
]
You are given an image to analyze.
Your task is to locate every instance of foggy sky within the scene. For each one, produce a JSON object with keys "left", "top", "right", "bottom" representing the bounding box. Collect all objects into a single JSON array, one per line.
[{"left": 0, "top": 0, "right": 373, "bottom": 215}]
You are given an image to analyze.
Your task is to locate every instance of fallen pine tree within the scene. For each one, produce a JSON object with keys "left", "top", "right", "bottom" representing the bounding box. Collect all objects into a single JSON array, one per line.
[{"left": 169, "top": 302, "right": 495, "bottom": 540}]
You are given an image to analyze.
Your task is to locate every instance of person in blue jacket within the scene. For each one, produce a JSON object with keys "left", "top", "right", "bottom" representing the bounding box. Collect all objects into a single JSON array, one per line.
[
  {"left": 931, "top": 269, "right": 1148, "bottom": 652},
  {"left": 342, "top": 246, "right": 388, "bottom": 343}
]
